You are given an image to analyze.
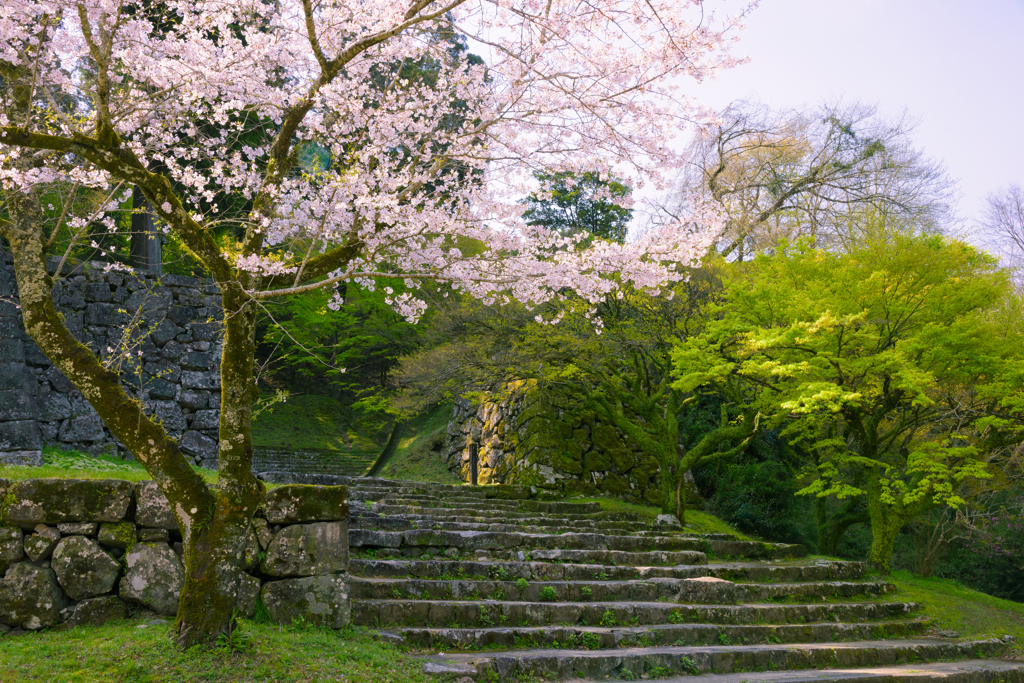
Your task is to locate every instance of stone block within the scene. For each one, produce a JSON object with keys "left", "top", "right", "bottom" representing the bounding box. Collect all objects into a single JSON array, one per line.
[
  {"left": 57, "top": 522, "right": 99, "bottom": 536},
  {"left": 158, "top": 340, "right": 183, "bottom": 360},
  {"left": 0, "top": 390, "right": 35, "bottom": 421},
  {"left": 134, "top": 481, "right": 178, "bottom": 530},
  {"left": 0, "top": 362, "right": 32, "bottom": 391},
  {"left": 263, "top": 485, "right": 349, "bottom": 524},
  {"left": 86, "top": 303, "right": 126, "bottom": 327},
  {"left": 64, "top": 595, "right": 126, "bottom": 628},
  {"left": 152, "top": 400, "right": 187, "bottom": 433},
  {"left": 5, "top": 479, "right": 134, "bottom": 525},
  {"left": 0, "top": 525, "right": 24, "bottom": 573},
  {"left": 0, "top": 562, "right": 67, "bottom": 630},
  {"left": 166, "top": 305, "right": 198, "bottom": 325},
  {"left": 146, "top": 377, "right": 178, "bottom": 400},
  {"left": 39, "top": 392, "right": 73, "bottom": 421},
  {"left": 252, "top": 518, "right": 273, "bottom": 549},
  {"left": 674, "top": 576, "right": 737, "bottom": 604},
  {"left": 261, "top": 521, "right": 348, "bottom": 577},
  {"left": 51, "top": 535, "right": 121, "bottom": 601},
  {"left": 0, "top": 420, "right": 41, "bottom": 451},
  {"left": 23, "top": 525, "right": 61, "bottom": 562},
  {"left": 0, "top": 450, "right": 42, "bottom": 466},
  {"left": 177, "top": 390, "right": 208, "bottom": 410},
  {"left": 179, "top": 430, "right": 217, "bottom": 460},
  {"left": 149, "top": 319, "right": 181, "bottom": 347},
  {"left": 138, "top": 528, "right": 169, "bottom": 543},
  {"left": 59, "top": 414, "right": 106, "bottom": 442},
  {"left": 144, "top": 358, "right": 181, "bottom": 383},
  {"left": 119, "top": 543, "right": 184, "bottom": 615},
  {"left": 261, "top": 573, "right": 350, "bottom": 628},
  {"left": 181, "top": 371, "right": 220, "bottom": 390},
  {"left": 190, "top": 409, "right": 219, "bottom": 431},
  {"left": 0, "top": 340, "right": 25, "bottom": 363},
  {"left": 98, "top": 522, "right": 137, "bottom": 550},
  {"left": 181, "top": 351, "right": 211, "bottom": 370}
]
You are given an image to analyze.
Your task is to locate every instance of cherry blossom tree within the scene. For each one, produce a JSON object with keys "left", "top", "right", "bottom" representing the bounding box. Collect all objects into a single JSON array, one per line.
[{"left": 0, "top": 0, "right": 748, "bottom": 645}]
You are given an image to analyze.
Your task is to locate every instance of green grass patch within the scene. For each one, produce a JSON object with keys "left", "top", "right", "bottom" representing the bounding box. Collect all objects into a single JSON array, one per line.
[
  {"left": 571, "top": 496, "right": 756, "bottom": 541},
  {"left": 890, "top": 570, "right": 1024, "bottom": 654},
  {"left": 0, "top": 618, "right": 431, "bottom": 683},
  {"left": 251, "top": 393, "right": 382, "bottom": 453},
  {"left": 0, "top": 447, "right": 217, "bottom": 484},
  {"left": 378, "top": 404, "right": 461, "bottom": 484}
]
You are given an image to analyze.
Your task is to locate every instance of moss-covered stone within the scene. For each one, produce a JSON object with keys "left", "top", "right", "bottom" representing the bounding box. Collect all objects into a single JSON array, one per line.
[
  {"left": 583, "top": 450, "right": 612, "bottom": 473},
  {"left": 261, "top": 573, "right": 350, "bottom": 628},
  {"left": 98, "top": 521, "right": 137, "bottom": 550},
  {"left": 591, "top": 424, "right": 620, "bottom": 452},
  {"left": 548, "top": 449, "right": 583, "bottom": 475},
  {"left": 5, "top": 479, "right": 133, "bottom": 526},
  {"left": 263, "top": 484, "right": 348, "bottom": 524},
  {"left": 609, "top": 447, "right": 636, "bottom": 473},
  {"left": 599, "top": 473, "right": 631, "bottom": 496}
]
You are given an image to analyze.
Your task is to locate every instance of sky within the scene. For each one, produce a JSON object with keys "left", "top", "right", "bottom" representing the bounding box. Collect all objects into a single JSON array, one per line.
[{"left": 688, "top": 0, "right": 1024, "bottom": 238}]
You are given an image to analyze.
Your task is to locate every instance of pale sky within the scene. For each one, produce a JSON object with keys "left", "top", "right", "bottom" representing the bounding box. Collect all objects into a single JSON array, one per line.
[{"left": 689, "top": 0, "right": 1024, "bottom": 237}]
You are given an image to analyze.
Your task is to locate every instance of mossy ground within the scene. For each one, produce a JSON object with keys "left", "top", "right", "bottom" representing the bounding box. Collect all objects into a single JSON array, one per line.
[
  {"left": 571, "top": 495, "right": 758, "bottom": 541},
  {"left": 0, "top": 620, "right": 430, "bottom": 683},
  {"left": 377, "top": 404, "right": 461, "bottom": 484},
  {"left": 251, "top": 393, "right": 382, "bottom": 454}
]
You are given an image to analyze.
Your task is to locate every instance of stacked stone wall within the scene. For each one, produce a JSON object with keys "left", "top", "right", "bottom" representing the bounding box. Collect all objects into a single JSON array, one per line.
[
  {"left": 0, "top": 252, "right": 223, "bottom": 467},
  {"left": 0, "top": 478, "right": 350, "bottom": 633},
  {"left": 443, "top": 382, "right": 664, "bottom": 506}
]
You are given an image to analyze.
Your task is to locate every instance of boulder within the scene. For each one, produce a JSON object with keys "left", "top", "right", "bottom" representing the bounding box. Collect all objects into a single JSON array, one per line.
[
  {"left": 0, "top": 562, "right": 67, "bottom": 630},
  {"left": 189, "top": 409, "right": 220, "bottom": 431},
  {"left": 179, "top": 430, "right": 217, "bottom": 460},
  {"left": 261, "top": 573, "right": 350, "bottom": 628},
  {"left": 263, "top": 484, "right": 349, "bottom": 524},
  {"left": 39, "top": 393, "right": 73, "bottom": 422},
  {"left": 5, "top": 479, "right": 133, "bottom": 525},
  {"left": 653, "top": 514, "right": 683, "bottom": 530},
  {"left": 98, "top": 522, "right": 137, "bottom": 550},
  {"left": 138, "top": 528, "right": 169, "bottom": 543},
  {"left": 51, "top": 535, "right": 121, "bottom": 601},
  {"left": 134, "top": 481, "right": 178, "bottom": 530},
  {"left": 64, "top": 595, "right": 126, "bottom": 628},
  {"left": 0, "top": 525, "right": 24, "bottom": 573},
  {"left": 152, "top": 401, "right": 187, "bottom": 433},
  {"left": 57, "top": 522, "right": 99, "bottom": 536},
  {"left": 0, "top": 420, "right": 42, "bottom": 452},
  {"left": 23, "top": 525, "right": 61, "bottom": 562},
  {"left": 261, "top": 521, "right": 348, "bottom": 577},
  {"left": 252, "top": 518, "right": 273, "bottom": 550},
  {"left": 119, "top": 542, "right": 184, "bottom": 615}
]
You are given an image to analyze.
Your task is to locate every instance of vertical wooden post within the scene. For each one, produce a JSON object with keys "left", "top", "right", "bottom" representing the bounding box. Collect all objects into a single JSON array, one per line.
[{"left": 130, "top": 186, "right": 162, "bottom": 274}]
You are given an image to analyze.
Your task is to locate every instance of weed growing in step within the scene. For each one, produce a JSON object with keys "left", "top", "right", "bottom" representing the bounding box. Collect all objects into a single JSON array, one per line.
[
  {"left": 539, "top": 586, "right": 557, "bottom": 602},
  {"left": 668, "top": 610, "right": 686, "bottom": 624},
  {"left": 580, "top": 586, "right": 593, "bottom": 600},
  {"left": 516, "top": 578, "right": 530, "bottom": 592},
  {"left": 479, "top": 606, "right": 494, "bottom": 627},
  {"left": 600, "top": 610, "right": 617, "bottom": 627},
  {"left": 581, "top": 632, "right": 602, "bottom": 650},
  {"left": 765, "top": 633, "right": 781, "bottom": 644},
  {"left": 718, "top": 631, "right": 732, "bottom": 645},
  {"left": 680, "top": 656, "right": 701, "bottom": 675}
]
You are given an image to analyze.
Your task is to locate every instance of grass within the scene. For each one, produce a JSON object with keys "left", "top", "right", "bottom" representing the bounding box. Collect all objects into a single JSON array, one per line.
[
  {"left": 0, "top": 619, "right": 432, "bottom": 683},
  {"left": 0, "top": 447, "right": 218, "bottom": 485},
  {"left": 377, "top": 404, "right": 461, "bottom": 485},
  {"left": 251, "top": 393, "right": 382, "bottom": 453},
  {"left": 890, "top": 570, "right": 1024, "bottom": 655},
  {"left": 571, "top": 496, "right": 757, "bottom": 541}
]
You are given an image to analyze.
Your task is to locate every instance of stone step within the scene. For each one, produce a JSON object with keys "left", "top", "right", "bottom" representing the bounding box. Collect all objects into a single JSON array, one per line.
[
  {"left": 352, "top": 598, "right": 920, "bottom": 628},
  {"left": 582, "top": 659, "right": 1024, "bottom": 683},
  {"left": 349, "top": 528, "right": 711, "bottom": 553},
  {"left": 371, "top": 501, "right": 604, "bottom": 516},
  {"left": 349, "top": 559, "right": 866, "bottom": 583},
  {"left": 351, "top": 516, "right": 663, "bottom": 535},
  {"left": 422, "top": 638, "right": 1009, "bottom": 681},
  {"left": 353, "top": 577, "right": 894, "bottom": 605},
  {"left": 391, "top": 619, "right": 929, "bottom": 650}
]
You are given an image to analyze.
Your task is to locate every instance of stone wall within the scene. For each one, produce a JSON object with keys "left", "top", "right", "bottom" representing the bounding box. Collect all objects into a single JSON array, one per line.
[
  {"left": 0, "top": 478, "right": 350, "bottom": 633},
  {"left": 0, "top": 252, "right": 223, "bottom": 467},
  {"left": 443, "top": 382, "right": 665, "bottom": 506}
]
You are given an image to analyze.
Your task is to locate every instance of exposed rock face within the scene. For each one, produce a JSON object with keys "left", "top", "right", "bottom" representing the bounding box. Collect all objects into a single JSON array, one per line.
[
  {"left": 119, "top": 543, "right": 185, "bottom": 615},
  {"left": 261, "top": 522, "right": 349, "bottom": 577},
  {"left": 261, "top": 574, "right": 350, "bottom": 628},
  {"left": 5, "top": 479, "right": 133, "bottom": 525},
  {"left": 264, "top": 485, "right": 349, "bottom": 523},
  {"left": 0, "top": 562, "right": 67, "bottom": 630},
  {"left": 51, "top": 536, "right": 122, "bottom": 601},
  {"left": 654, "top": 514, "right": 683, "bottom": 529},
  {"left": 64, "top": 595, "right": 126, "bottom": 628}
]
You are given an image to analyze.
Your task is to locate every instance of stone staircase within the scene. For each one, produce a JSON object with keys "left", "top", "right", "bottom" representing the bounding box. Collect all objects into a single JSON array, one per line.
[{"left": 345, "top": 478, "right": 1023, "bottom": 683}]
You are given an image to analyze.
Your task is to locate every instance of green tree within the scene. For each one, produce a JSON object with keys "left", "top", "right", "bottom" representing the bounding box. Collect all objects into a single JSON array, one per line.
[
  {"left": 676, "top": 234, "right": 1024, "bottom": 571},
  {"left": 522, "top": 171, "right": 632, "bottom": 244}
]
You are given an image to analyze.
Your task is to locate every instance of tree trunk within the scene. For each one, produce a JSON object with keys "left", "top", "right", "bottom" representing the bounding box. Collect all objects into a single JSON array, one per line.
[
  {"left": 676, "top": 468, "right": 687, "bottom": 525},
  {"left": 816, "top": 497, "right": 869, "bottom": 556},
  {"left": 174, "top": 281, "right": 264, "bottom": 648},
  {"left": 865, "top": 478, "right": 902, "bottom": 574},
  {"left": 129, "top": 186, "right": 162, "bottom": 274},
  {"left": 2, "top": 185, "right": 259, "bottom": 648}
]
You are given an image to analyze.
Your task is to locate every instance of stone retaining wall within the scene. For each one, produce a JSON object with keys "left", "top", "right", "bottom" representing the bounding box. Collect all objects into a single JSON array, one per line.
[
  {"left": 0, "top": 478, "right": 350, "bottom": 633},
  {"left": 0, "top": 252, "right": 224, "bottom": 467},
  {"left": 443, "top": 382, "right": 665, "bottom": 506}
]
